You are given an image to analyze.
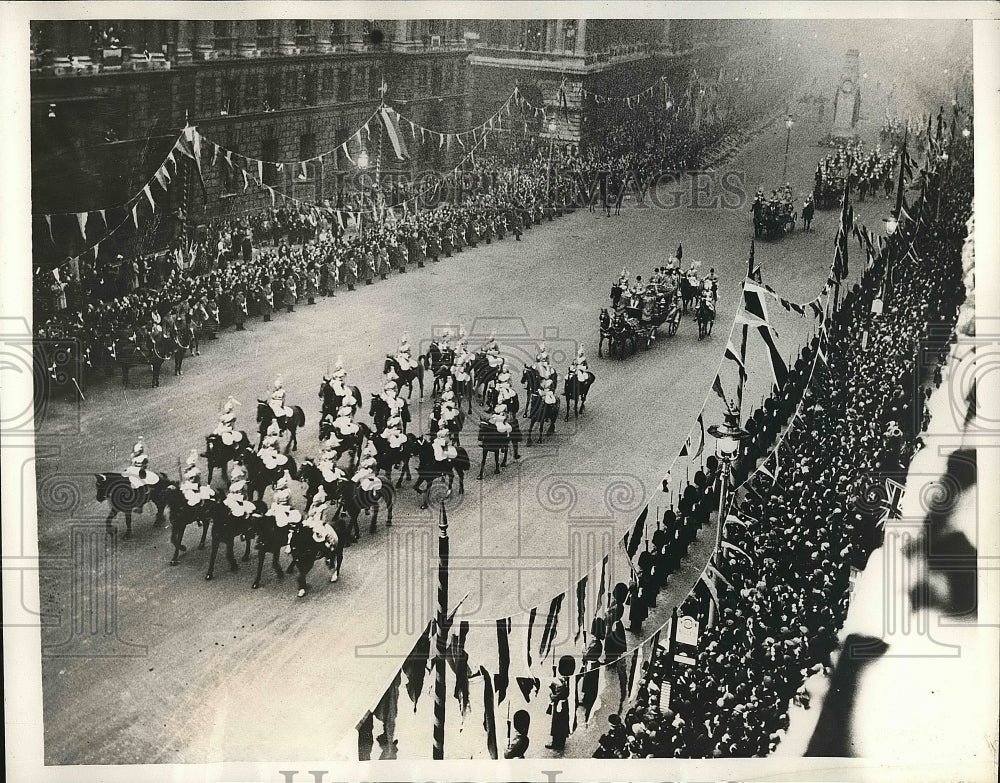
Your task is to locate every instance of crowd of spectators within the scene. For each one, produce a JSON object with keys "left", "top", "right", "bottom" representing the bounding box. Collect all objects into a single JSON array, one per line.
[{"left": 595, "top": 127, "right": 971, "bottom": 759}]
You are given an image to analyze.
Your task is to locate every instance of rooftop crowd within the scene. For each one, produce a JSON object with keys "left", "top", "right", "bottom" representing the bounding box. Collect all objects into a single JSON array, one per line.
[{"left": 595, "top": 129, "right": 971, "bottom": 758}]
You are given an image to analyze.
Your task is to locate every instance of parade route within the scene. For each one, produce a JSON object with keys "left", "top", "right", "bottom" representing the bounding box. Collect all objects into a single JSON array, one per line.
[{"left": 35, "top": 114, "right": 889, "bottom": 764}]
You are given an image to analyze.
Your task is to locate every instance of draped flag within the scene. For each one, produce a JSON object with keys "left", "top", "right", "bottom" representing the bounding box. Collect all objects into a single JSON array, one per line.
[
  {"left": 75, "top": 212, "right": 88, "bottom": 241},
  {"left": 495, "top": 618, "right": 510, "bottom": 703},
  {"left": 446, "top": 621, "right": 471, "bottom": 717},
  {"left": 711, "top": 374, "right": 727, "bottom": 406},
  {"left": 515, "top": 677, "right": 540, "bottom": 702},
  {"left": 575, "top": 575, "right": 588, "bottom": 643},
  {"left": 525, "top": 607, "right": 537, "bottom": 667},
  {"left": 142, "top": 184, "right": 155, "bottom": 212},
  {"left": 747, "top": 240, "right": 762, "bottom": 282},
  {"left": 757, "top": 325, "right": 789, "bottom": 389},
  {"left": 736, "top": 281, "right": 772, "bottom": 330},
  {"left": 625, "top": 506, "right": 649, "bottom": 559},
  {"left": 538, "top": 594, "right": 564, "bottom": 660},
  {"left": 401, "top": 621, "right": 432, "bottom": 711},
  {"left": 694, "top": 412, "right": 706, "bottom": 457},
  {"left": 878, "top": 478, "right": 905, "bottom": 526},
  {"left": 379, "top": 107, "right": 411, "bottom": 161},
  {"left": 595, "top": 556, "right": 608, "bottom": 616},
  {"left": 721, "top": 539, "right": 755, "bottom": 564},
  {"left": 479, "top": 666, "right": 499, "bottom": 759}
]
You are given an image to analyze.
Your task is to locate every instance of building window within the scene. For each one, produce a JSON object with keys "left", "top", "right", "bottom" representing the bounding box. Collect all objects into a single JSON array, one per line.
[
  {"left": 199, "top": 76, "right": 216, "bottom": 115},
  {"left": 295, "top": 19, "right": 314, "bottom": 48},
  {"left": 304, "top": 71, "right": 317, "bottom": 105},
  {"left": 256, "top": 20, "right": 275, "bottom": 50},
  {"left": 262, "top": 136, "right": 279, "bottom": 184},
  {"left": 430, "top": 65, "right": 443, "bottom": 95},
  {"left": 287, "top": 70, "right": 300, "bottom": 105},
  {"left": 213, "top": 21, "right": 233, "bottom": 51},
  {"left": 337, "top": 69, "right": 351, "bottom": 102},
  {"left": 221, "top": 75, "right": 240, "bottom": 115},
  {"left": 323, "top": 67, "right": 337, "bottom": 99},
  {"left": 244, "top": 73, "right": 260, "bottom": 113},
  {"left": 266, "top": 74, "right": 281, "bottom": 111}
]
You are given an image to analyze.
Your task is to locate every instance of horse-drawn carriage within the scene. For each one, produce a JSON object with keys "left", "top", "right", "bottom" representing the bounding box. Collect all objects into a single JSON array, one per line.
[
  {"left": 752, "top": 195, "right": 797, "bottom": 239},
  {"left": 813, "top": 176, "right": 844, "bottom": 210},
  {"left": 600, "top": 282, "right": 681, "bottom": 358}
]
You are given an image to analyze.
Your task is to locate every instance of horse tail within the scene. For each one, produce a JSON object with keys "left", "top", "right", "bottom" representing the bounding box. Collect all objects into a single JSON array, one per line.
[
  {"left": 95, "top": 473, "right": 107, "bottom": 502},
  {"left": 295, "top": 406, "right": 306, "bottom": 428},
  {"left": 415, "top": 360, "right": 424, "bottom": 380}
]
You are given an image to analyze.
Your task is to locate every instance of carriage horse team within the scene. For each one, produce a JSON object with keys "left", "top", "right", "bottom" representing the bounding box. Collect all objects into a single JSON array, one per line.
[{"left": 95, "top": 329, "right": 598, "bottom": 596}]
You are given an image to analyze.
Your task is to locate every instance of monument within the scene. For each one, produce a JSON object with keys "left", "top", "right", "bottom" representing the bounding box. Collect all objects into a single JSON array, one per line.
[{"left": 831, "top": 48, "right": 862, "bottom": 136}]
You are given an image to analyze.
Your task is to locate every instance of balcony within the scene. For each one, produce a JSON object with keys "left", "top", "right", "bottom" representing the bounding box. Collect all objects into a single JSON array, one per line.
[{"left": 470, "top": 41, "right": 655, "bottom": 73}]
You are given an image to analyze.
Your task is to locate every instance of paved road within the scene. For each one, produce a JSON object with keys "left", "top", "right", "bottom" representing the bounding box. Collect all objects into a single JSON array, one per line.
[{"left": 35, "top": 114, "right": 888, "bottom": 764}]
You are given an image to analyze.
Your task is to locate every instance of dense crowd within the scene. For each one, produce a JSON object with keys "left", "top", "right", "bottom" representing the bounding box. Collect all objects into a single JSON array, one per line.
[{"left": 595, "top": 132, "right": 971, "bottom": 758}]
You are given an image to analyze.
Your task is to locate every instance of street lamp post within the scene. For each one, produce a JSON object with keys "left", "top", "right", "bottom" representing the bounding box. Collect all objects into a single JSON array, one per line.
[
  {"left": 782, "top": 116, "right": 794, "bottom": 181},
  {"left": 705, "top": 414, "right": 749, "bottom": 629},
  {"left": 432, "top": 501, "right": 450, "bottom": 759}
]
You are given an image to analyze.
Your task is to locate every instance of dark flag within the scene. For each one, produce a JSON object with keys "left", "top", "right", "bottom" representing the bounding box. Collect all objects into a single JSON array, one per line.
[
  {"left": 495, "top": 618, "right": 511, "bottom": 704},
  {"left": 747, "top": 240, "right": 761, "bottom": 282},
  {"left": 626, "top": 647, "right": 640, "bottom": 699},
  {"left": 446, "top": 621, "right": 472, "bottom": 717},
  {"left": 694, "top": 412, "right": 706, "bottom": 457},
  {"left": 526, "top": 607, "right": 537, "bottom": 667},
  {"left": 596, "top": 556, "right": 608, "bottom": 614},
  {"left": 479, "top": 666, "right": 499, "bottom": 759},
  {"left": 625, "top": 506, "right": 649, "bottom": 559},
  {"left": 357, "top": 710, "right": 374, "bottom": 761},
  {"left": 515, "top": 676, "right": 541, "bottom": 702},
  {"left": 538, "top": 594, "right": 565, "bottom": 659},
  {"left": 757, "top": 325, "right": 789, "bottom": 389},
  {"left": 401, "top": 621, "right": 432, "bottom": 710},
  {"left": 676, "top": 243, "right": 683, "bottom": 261},
  {"left": 575, "top": 575, "right": 588, "bottom": 643}
]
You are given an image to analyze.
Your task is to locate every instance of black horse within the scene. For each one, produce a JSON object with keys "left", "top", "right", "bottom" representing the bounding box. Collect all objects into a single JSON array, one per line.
[
  {"left": 477, "top": 419, "right": 515, "bottom": 479},
  {"left": 520, "top": 366, "right": 559, "bottom": 419},
  {"left": 256, "top": 400, "right": 306, "bottom": 452},
  {"left": 247, "top": 512, "right": 288, "bottom": 590},
  {"left": 697, "top": 296, "right": 716, "bottom": 340},
  {"left": 204, "top": 432, "right": 251, "bottom": 483},
  {"left": 484, "top": 382, "right": 520, "bottom": 418},
  {"left": 318, "top": 377, "right": 364, "bottom": 421},
  {"left": 340, "top": 478, "right": 395, "bottom": 542},
  {"left": 680, "top": 276, "right": 699, "bottom": 313},
  {"left": 598, "top": 309, "right": 636, "bottom": 359},
  {"left": 371, "top": 433, "right": 420, "bottom": 487},
  {"left": 172, "top": 322, "right": 197, "bottom": 377},
  {"left": 413, "top": 442, "right": 470, "bottom": 510},
  {"left": 109, "top": 330, "right": 163, "bottom": 388},
  {"left": 162, "top": 484, "right": 212, "bottom": 565},
  {"left": 563, "top": 371, "right": 596, "bottom": 420},
  {"left": 369, "top": 394, "right": 411, "bottom": 434},
  {"left": 525, "top": 390, "right": 560, "bottom": 446},
  {"left": 298, "top": 459, "right": 346, "bottom": 511},
  {"left": 424, "top": 343, "right": 456, "bottom": 394},
  {"left": 383, "top": 356, "right": 424, "bottom": 399},
  {"left": 204, "top": 499, "right": 255, "bottom": 581},
  {"left": 286, "top": 520, "right": 344, "bottom": 597},
  {"left": 95, "top": 471, "right": 172, "bottom": 539},
  {"left": 244, "top": 451, "right": 298, "bottom": 502},
  {"left": 317, "top": 419, "right": 372, "bottom": 470},
  {"left": 470, "top": 352, "right": 502, "bottom": 401}
]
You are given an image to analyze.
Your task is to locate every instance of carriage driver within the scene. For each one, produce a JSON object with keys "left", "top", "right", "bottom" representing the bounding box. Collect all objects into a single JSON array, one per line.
[
  {"left": 123, "top": 437, "right": 160, "bottom": 489},
  {"left": 269, "top": 376, "right": 294, "bottom": 418},
  {"left": 181, "top": 449, "right": 214, "bottom": 506},
  {"left": 214, "top": 396, "right": 243, "bottom": 445},
  {"left": 395, "top": 333, "right": 418, "bottom": 372},
  {"left": 259, "top": 420, "right": 289, "bottom": 471}
]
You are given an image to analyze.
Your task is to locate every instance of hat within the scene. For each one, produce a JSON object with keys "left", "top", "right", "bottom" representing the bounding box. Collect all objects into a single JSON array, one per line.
[
  {"left": 387, "top": 415, "right": 402, "bottom": 428},
  {"left": 267, "top": 420, "right": 281, "bottom": 436},
  {"left": 336, "top": 406, "right": 353, "bottom": 418},
  {"left": 384, "top": 381, "right": 397, "bottom": 393},
  {"left": 228, "top": 479, "right": 247, "bottom": 493},
  {"left": 131, "top": 437, "right": 145, "bottom": 457},
  {"left": 313, "top": 485, "right": 328, "bottom": 504},
  {"left": 494, "top": 404, "right": 507, "bottom": 414},
  {"left": 273, "top": 375, "right": 283, "bottom": 390},
  {"left": 185, "top": 449, "right": 198, "bottom": 468},
  {"left": 275, "top": 472, "right": 291, "bottom": 490}
]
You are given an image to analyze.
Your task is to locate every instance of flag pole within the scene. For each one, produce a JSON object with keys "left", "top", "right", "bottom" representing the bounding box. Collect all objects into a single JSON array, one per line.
[{"left": 432, "top": 501, "right": 449, "bottom": 760}]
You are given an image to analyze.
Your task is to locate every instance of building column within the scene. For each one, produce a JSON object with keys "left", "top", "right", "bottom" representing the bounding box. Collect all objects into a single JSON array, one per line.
[
  {"left": 314, "top": 20, "right": 333, "bottom": 53},
  {"left": 236, "top": 20, "right": 256, "bottom": 57},
  {"left": 193, "top": 20, "right": 214, "bottom": 60},
  {"left": 277, "top": 19, "right": 296, "bottom": 55},
  {"left": 575, "top": 19, "right": 587, "bottom": 56},
  {"left": 174, "top": 20, "right": 193, "bottom": 63}
]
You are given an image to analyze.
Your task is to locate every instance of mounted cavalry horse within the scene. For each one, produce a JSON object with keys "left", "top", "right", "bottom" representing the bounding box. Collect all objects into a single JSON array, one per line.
[
  {"left": 424, "top": 340, "right": 456, "bottom": 396},
  {"left": 383, "top": 354, "right": 424, "bottom": 399},
  {"left": 413, "top": 439, "right": 470, "bottom": 510},
  {"left": 204, "top": 432, "right": 251, "bottom": 483},
  {"left": 109, "top": 328, "right": 172, "bottom": 388},
  {"left": 563, "top": 369, "right": 596, "bottom": 420},
  {"left": 162, "top": 483, "right": 212, "bottom": 565},
  {"left": 285, "top": 519, "right": 344, "bottom": 597},
  {"left": 95, "top": 470, "right": 173, "bottom": 539},
  {"left": 243, "top": 451, "right": 298, "bottom": 502},
  {"left": 317, "top": 419, "right": 372, "bottom": 471},
  {"left": 696, "top": 292, "right": 716, "bottom": 339},
  {"left": 256, "top": 399, "right": 305, "bottom": 452},
  {"left": 318, "top": 377, "right": 364, "bottom": 422},
  {"left": 340, "top": 472, "right": 395, "bottom": 542},
  {"left": 371, "top": 431, "right": 420, "bottom": 487},
  {"left": 521, "top": 366, "right": 560, "bottom": 445},
  {"left": 476, "top": 416, "right": 521, "bottom": 479}
]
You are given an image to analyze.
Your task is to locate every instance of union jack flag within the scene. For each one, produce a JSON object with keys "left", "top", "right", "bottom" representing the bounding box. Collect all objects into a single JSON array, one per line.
[{"left": 878, "top": 478, "right": 905, "bottom": 526}]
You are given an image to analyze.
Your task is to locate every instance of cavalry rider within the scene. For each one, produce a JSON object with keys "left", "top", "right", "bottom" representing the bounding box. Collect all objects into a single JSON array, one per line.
[
  {"left": 214, "top": 396, "right": 244, "bottom": 446},
  {"left": 685, "top": 260, "right": 701, "bottom": 290},
  {"left": 536, "top": 354, "right": 556, "bottom": 386},
  {"left": 352, "top": 443, "right": 383, "bottom": 493},
  {"left": 223, "top": 462, "right": 256, "bottom": 518},
  {"left": 268, "top": 472, "right": 302, "bottom": 533},
  {"left": 484, "top": 331, "right": 503, "bottom": 369},
  {"left": 495, "top": 364, "right": 518, "bottom": 408},
  {"left": 702, "top": 267, "right": 719, "bottom": 302},
  {"left": 258, "top": 420, "right": 290, "bottom": 471},
  {"left": 123, "top": 437, "right": 160, "bottom": 490},
  {"left": 569, "top": 347, "right": 590, "bottom": 383},
  {"left": 180, "top": 449, "right": 214, "bottom": 506},
  {"left": 374, "top": 380, "right": 407, "bottom": 431},
  {"left": 316, "top": 439, "right": 347, "bottom": 485},
  {"left": 536, "top": 377, "right": 558, "bottom": 406},
  {"left": 303, "top": 485, "right": 339, "bottom": 558},
  {"left": 535, "top": 342, "right": 550, "bottom": 366},
  {"left": 487, "top": 403, "right": 513, "bottom": 436},
  {"left": 332, "top": 404, "right": 360, "bottom": 439},
  {"left": 269, "top": 376, "right": 294, "bottom": 419},
  {"left": 328, "top": 355, "right": 350, "bottom": 399},
  {"left": 394, "top": 332, "right": 418, "bottom": 372},
  {"left": 380, "top": 415, "right": 408, "bottom": 451},
  {"left": 432, "top": 429, "right": 458, "bottom": 463}
]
